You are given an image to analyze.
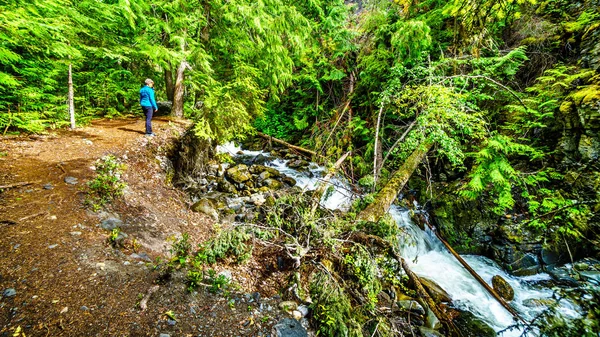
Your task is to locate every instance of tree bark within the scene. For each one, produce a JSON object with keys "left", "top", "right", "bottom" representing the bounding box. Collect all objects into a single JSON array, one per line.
[
  {"left": 358, "top": 141, "right": 433, "bottom": 223},
  {"left": 373, "top": 103, "right": 383, "bottom": 191},
  {"left": 68, "top": 64, "right": 75, "bottom": 129},
  {"left": 164, "top": 64, "right": 175, "bottom": 102},
  {"left": 171, "top": 60, "right": 188, "bottom": 118}
]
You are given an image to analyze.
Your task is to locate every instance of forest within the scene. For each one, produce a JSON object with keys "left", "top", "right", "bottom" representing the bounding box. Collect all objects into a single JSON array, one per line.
[{"left": 1, "top": 0, "right": 600, "bottom": 336}]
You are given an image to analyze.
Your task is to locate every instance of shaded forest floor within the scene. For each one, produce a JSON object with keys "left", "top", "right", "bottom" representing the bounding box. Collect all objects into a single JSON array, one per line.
[{"left": 0, "top": 118, "right": 289, "bottom": 336}]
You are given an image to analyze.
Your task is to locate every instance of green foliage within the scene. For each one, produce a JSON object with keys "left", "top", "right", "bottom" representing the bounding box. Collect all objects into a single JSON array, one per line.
[
  {"left": 86, "top": 155, "right": 127, "bottom": 210},
  {"left": 343, "top": 246, "right": 381, "bottom": 311},
  {"left": 107, "top": 228, "right": 121, "bottom": 247},
  {"left": 310, "top": 272, "right": 360, "bottom": 337},
  {"left": 196, "top": 227, "right": 252, "bottom": 264},
  {"left": 460, "top": 134, "right": 544, "bottom": 214},
  {"left": 170, "top": 233, "right": 191, "bottom": 266}
]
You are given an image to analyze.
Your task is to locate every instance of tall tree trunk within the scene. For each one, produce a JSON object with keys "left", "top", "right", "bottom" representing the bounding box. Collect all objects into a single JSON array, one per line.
[
  {"left": 171, "top": 60, "right": 188, "bottom": 118},
  {"left": 68, "top": 63, "right": 75, "bottom": 129},
  {"left": 358, "top": 141, "right": 433, "bottom": 222},
  {"left": 164, "top": 65, "right": 175, "bottom": 102},
  {"left": 373, "top": 103, "right": 384, "bottom": 191}
]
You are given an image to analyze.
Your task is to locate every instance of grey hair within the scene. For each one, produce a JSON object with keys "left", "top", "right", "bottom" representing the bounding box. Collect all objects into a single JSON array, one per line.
[{"left": 144, "top": 78, "right": 154, "bottom": 85}]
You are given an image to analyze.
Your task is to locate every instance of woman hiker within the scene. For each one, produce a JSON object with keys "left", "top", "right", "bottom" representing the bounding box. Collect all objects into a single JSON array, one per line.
[{"left": 140, "top": 78, "right": 158, "bottom": 136}]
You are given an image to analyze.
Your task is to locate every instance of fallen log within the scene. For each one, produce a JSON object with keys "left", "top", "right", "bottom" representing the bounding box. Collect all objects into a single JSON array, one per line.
[
  {"left": 350, "top": 232, "right": 460, "bottom": 336},
  {"left": 311, "top": 151, "right": 351, "bottom": 214},
  {"left": 256, "top": 132, "right": 317, "bottom": 158},
  {"left": 358, "top": 142, "right": 433, "bottom": 222},
  {"left": 425, "top": 217, "right": 526, "bottom": 323}
]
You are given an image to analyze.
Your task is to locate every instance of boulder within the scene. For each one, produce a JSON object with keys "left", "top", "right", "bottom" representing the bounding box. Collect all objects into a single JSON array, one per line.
[
  {"left": 155, "top": 101, "right": 172, "bottom": 116},
  {"left": 425, "top": 308, "right": 441, "bottom": 330},
  {"left": 262, "top": 178, "right": 284, "bottom": 190},
  {"left": 217, "top": 177, "right": 238, "bottom": 194},
  {"left": 508, "top": 253, "right": 541, "bottom": 276},
  {"left": 420, "top": 277, "right": 452, "bottom": 303},
  {"left": 100, "top": 218, "right": 123, "bottom": 230},
  {"left": 492, "top": 275, "right": 514, "bottom": 301},
  {"left": 522, "top": 298, "right": 556, "bottom": 308},
  {"left": 272, "top": 318, "right": 307, "bottom": 337},
  {"left": 191, "top": 198, "right": 219, "bottom": 220},
  {"left": 286, "top": 159, "right": 309, "bottom": 169},
  {"left": 226, "top": 164, "right": 252, "bottom": 183},
  {"left": 548, "top": 266, "right": 579, "bottom": 286}
]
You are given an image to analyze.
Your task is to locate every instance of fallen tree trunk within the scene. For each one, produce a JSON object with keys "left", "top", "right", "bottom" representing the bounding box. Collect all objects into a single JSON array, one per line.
[
  {"left": 358, "top": 142, "right": 433, "bottom": 222},
  {"left": 425, "top": 217, "right": 526, "bottom": 323},
  {"left": 311, "top": 151, "right": 351, "bottom": 214},
  {"left": 257, "top": 132, "right": 317, "bottom": 158},
  {"left": 350, "top": 232, "right": 459, "bottom": 336}
]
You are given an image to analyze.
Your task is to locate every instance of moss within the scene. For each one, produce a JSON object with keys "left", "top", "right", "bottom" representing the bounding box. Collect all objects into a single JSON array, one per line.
[
  {"left": 570, "top": 85, "right": 600, "bottom": 106},
  {"left": 559, "top": 100, "right": 574, "bottom": 114}
]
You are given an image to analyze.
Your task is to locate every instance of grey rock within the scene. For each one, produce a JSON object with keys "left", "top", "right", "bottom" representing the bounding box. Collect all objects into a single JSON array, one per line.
[
  {"left": 156, "top": 101, "right": 172, "bottom": 116},
  {"left": 130, "top": 253, "right": 152, "bottom": 262},
  {"left": 548, "top": 267, "right": 579, "bottom": 286},
  {"left": 397, "top": 300, "right": 425, "bottom": 316},
  {"left": 100, "top": 218, "right": 123, "bottom": 230},
  {"left": 425, "top": 308, "right": 441, "bottom": 330},
  {"left": 580, "top": 271, "right": 600, "bottom": 285},
  {"left": 167, "top": 319, "right": 176, "bottom": 326},
  {"left": 217, "top": 177, "right": 238, "bottom": 194},
  {"left": 262, "top": 178, "right": 284, "bottom": 190},
  {"left": 252, "top": 292, "right": 261, "bottom": 303},
  {"left": 419, "top": 327, "right": 445, "bottom": 337},
  {"left": 218, "top": 270, "right": 232, "bottom": 281},
  {"left": 297, "top": 304, "right": 309, "bottom": 317},
  {"left": 3, "top": 288, "right": 16, "bottom": 297},
  {"left": 80, "top": 306, "right": 89, "bottom": 311},
  {"left": 64, "top": 176, "right": 78, "bottom": 185},
  {"left": 48, "top": 244, "right": 58, "bottom": 249},
  {"left": 509, "top": 253, "right": 541, "bottom": 276},
  {"left": 272, "top": 318, "right": 307, "bottom": 337},
  {"left": 70, "top": 231, "right": 82, "bottom": 236},
  {"left": 13, "top": 244, "right": 20, "bottom": 249},
  {"left": 191, "top": 198, "right": 219, "bottom": 220},
  {"left": 159, "top": 334, "right": 171, "bottom": 337},
  {"left": 43, "top": 183, "right": 53, "bottom": 190}
]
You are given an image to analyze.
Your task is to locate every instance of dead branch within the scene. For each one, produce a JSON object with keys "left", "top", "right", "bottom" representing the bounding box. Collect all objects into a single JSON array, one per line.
[
  {"left": 311, "top": 151, "right": 351, "bottom": 215},
  {"left": 256, "top": 132, "right": 317, "bottom": 158},
  {"left": 0, "top": 181, "right": 39, "bottom": 190},
  {"left": 139, "top": 285, "right": 159, "bottom": 311},
  {"left": 19, "top": 211, "right": 47, "bottom": 222}
]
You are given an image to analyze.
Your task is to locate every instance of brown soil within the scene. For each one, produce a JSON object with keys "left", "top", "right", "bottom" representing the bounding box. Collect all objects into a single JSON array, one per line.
[{"left": 0, "top": 118, "right": 292, "bottom": 337}]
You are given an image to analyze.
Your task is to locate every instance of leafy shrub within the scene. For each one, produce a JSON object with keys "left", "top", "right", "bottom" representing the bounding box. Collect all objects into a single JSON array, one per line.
[{"left": 86, "top": 155, "right": 126, "bottom": 210}]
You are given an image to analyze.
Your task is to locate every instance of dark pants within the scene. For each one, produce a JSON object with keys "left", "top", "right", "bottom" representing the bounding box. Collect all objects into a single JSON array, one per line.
[{"left": 142, "top": 106, "right": 153, "bottom": 134}]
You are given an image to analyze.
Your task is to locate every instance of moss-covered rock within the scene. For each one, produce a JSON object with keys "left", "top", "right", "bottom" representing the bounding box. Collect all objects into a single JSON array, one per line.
[
  {"left": 226, "top": 164, "right": 252, "bottom": 183},
  {"left": 492, "top": 275, "right": 514, "bottom": 301}
]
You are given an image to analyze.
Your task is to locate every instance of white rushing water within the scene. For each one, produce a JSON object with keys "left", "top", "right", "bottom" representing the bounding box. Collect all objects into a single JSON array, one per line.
[
  {"left": 393, "top": 207, "right": 580, "bottom": 336},
  {"left": 218, "top": 142, "right": 580, "bottom": 335}
]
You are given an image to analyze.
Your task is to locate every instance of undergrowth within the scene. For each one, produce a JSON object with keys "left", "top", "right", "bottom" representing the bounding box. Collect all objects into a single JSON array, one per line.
[
  {"left": 86, "top": 155, "right": 126, "bottom": 210},
  {"left": 163, "top": 192, "right": 416, "bottom": 337}
]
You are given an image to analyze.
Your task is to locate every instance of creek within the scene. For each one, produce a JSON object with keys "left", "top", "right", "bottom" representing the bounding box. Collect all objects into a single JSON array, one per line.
[{"left": 217, "top": 142, "right": 582, "bottom": 336}]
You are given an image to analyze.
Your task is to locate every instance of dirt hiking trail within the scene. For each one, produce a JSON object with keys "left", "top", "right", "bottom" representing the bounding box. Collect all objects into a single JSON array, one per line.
[{"left": 0, "top": 118, "right": 291, "bottom": 337}]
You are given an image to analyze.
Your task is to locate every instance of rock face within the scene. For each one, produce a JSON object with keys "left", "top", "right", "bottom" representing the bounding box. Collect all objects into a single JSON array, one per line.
[{"left": 492, "top": 275, "right": 514, "bottom": 301}]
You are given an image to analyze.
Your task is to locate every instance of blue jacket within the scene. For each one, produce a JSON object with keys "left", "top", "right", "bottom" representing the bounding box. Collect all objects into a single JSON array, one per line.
[{"left": 139, "top": 85, "right": 158, "bottom": 110}]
